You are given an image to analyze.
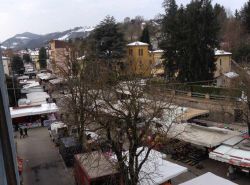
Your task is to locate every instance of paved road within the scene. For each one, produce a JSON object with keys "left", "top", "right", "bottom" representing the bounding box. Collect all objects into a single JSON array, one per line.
[{"left": 16, "top": 127, "right": 74, "bottom": 185}]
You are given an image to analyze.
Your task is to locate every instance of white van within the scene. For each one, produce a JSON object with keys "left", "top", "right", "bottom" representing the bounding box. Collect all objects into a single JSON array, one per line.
[{"left": 50, "top": 122, "right": 68, "bottom": 145}]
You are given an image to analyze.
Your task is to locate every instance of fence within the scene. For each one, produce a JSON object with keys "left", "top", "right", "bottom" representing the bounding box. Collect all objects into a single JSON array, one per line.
[{"left": 166, "top": 88, "right": 239, "bottom": 101}]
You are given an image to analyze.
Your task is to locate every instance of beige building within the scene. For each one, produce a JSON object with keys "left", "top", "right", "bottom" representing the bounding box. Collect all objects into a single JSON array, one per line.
[
  {"left": 49, "top": 40, "right": 77, "bottom": 76},
  {"left": 214, "top": 50, "right": 232, "bottom": 78},
  {"left": 216, "top": 71, "right": 239, "bottom": 88}
]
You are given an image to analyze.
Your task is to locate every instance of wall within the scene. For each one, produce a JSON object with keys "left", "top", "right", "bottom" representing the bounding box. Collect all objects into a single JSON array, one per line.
[
  {"left": 214, "top": 55, "right": 231, "bottom": 77},
  {"left": 127, "top": 45, "right": 152, "bottom": 76},
  {"left": 127, "top": 46, "right": 164, "bottom": 77}
]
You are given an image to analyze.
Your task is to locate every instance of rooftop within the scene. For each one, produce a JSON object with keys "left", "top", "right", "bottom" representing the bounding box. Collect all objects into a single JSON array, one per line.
[
  {"left": 111, "top": 147, "right": 187, "bottom": 185},
  {"left": 10, "top": 103, "right": 58, "bottom": 118},
  {"left": 127, "top": 41, "right": 149, "bottom": 46},
  {"left": 215, "top": 50, "right": 232, "bottom": 56},
  {"left": 167, "top": 123, "right": 241, "bottom": 148},
  {"left": 75, "top": 151, "right": 119, "bottom": 179},
  {"left": 224, "top": 72, "right": 239, "bottom": 79},
  {"left": 180, "top": 172, "right": 238, "bottom": 185}
]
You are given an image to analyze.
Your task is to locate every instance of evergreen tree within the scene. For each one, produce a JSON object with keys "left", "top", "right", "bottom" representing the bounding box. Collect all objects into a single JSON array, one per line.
[
  {"left": 161, "top": 0, "right": 219, "bottom": 82},
  {"left": 160, "top": 0, "right": 179, "bottom": 80},
  {"left": 90, "top": 16, "right": 126, "bottom": 61},
  {"left": 11, "top": 55, "right": 24, "bottom": 75},
  {"left": 213, "top": 3, "right": 227, "bottom": 24},
  {"left": 23, "top": 53, "right": 32, "bottom": 63},
  {"left": 140, "top": 25, "right": 152, "bottom": 50},
  {"left": 240, "top": 0, "right": 250, "bottom": 33},
  {"left": 235, "top": 9, "right": 241, "bottom": 20},
  {"left": 39, "top": 47, "right": 47, "bottom": 69}
]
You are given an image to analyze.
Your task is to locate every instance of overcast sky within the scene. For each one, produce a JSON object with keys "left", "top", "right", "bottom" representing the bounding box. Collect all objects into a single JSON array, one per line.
[{"left": 0, "top": 0, "right": 247, "bottom": 41}]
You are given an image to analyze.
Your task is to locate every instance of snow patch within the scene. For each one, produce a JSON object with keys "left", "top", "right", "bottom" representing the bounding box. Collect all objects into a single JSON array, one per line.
[
  {"left": 57, "top": 33, "right": 71, "bottom": 40},
  {"left": 1, "top": 45, "right": 7, "bottom": 49},
  {"left": 74, "top": 27, "right": 94, "bottom": 32},
  {"left": 16, "top": 36, "right": 29, "bottom": 40}
]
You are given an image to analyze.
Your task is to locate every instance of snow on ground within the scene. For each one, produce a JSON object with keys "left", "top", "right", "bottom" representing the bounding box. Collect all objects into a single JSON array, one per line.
[
  {"left": 58, "top": 33, "right": 72, "bottom": 40},
  {"left": 1, "top": 45, "right": 7, "bottom": 49},
  {"left": 74, "top": 27, "right": 94, "bottom": 32},
  {"left": 15, "top": 36, "right": 29, "bottom": 40}
]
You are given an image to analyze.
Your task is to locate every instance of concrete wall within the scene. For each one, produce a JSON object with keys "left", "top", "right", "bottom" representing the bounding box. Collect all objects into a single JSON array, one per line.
[{"left": 172, "top": 95, "right": 243, "bottom": 124}]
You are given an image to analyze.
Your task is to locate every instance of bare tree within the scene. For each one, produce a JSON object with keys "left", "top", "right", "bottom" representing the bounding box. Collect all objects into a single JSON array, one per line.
[
  {"left": 232, "top": 61, "right": 250, "bottom": 137},
  {"left": 86, "top": 73, "right": 179, "bottom": 185}
]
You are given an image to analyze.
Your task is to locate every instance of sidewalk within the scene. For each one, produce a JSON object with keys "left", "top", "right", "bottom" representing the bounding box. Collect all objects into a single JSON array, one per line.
[{"left": 15, "top": 127, "right": 74, "bottom": 185}]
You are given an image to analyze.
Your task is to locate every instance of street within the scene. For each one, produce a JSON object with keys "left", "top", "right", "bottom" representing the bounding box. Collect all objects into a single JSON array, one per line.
[
  {"left": 16, "top": 127, "right": 74, "bottom": 185},
  {"left": 15, "top": 127, "right": 250, "bottom": 185}
]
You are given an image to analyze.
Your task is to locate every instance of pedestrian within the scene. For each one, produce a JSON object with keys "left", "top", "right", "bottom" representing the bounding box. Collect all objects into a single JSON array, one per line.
[
  {"left": 24, "top": 127, "right": 28, "bottom": 137},
  {"left": 227, "top": 165, "right": 235, "bottom": 180},
  {"left": 19, "top": 128, "right": 23, "bottom": 139}
]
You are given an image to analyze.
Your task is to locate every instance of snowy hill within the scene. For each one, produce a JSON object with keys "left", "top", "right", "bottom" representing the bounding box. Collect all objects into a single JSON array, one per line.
[{"left": 1, "top": 27, "right": 94, "bottom": 50}]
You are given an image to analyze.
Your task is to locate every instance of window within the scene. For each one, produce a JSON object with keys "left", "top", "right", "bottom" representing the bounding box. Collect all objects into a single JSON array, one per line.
[
  {"left": 138, "top": 49, "right": 144, "bottom": 56},
  {"left": 220, "top": 59, "right": 222, "bottom": 66},
  {"left": 234, "top": 109, "right": 243, "bottom": 122},
  {"left": 129, "top": 49, "right": 133, "bottom": 56}
]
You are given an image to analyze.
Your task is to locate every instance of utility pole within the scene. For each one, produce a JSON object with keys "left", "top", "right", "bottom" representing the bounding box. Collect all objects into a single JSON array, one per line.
[{"left": 0, "top": 46, "right": 20, "bottom": 185}]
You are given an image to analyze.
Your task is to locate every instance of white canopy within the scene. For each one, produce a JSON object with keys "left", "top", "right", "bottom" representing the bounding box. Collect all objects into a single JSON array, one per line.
[
  {"left": 37, "top": 73, "right": 56, "bottom": 80},
  {"left": 10, "top": 103, "right": 58, "bottom": 118},
  {"left": 167, "top": 123, "right": 241, "bottom": 148},
  {"left": 209, "top": 140, "right": 250, "bottom": 168},
  {"left": 138, "top": 148, "right": 187, "bottom": 185},
  {"left": 113, "top": 147, "right": 187, "bottom": 185},
  {"left": 49, "top": 78, "right": 64, "bottom": 85},
  {"left": 17, "top": 75, "right": 29, "bottom": 80},
  {"left": 22, "top": 82, "right": 40, "bottom": 89},
  {"left": 26, "top": 92, "right": 50, "bottom": 105},
  {"left": 180, "top": 172, "right": 238, "bottom": 185}
]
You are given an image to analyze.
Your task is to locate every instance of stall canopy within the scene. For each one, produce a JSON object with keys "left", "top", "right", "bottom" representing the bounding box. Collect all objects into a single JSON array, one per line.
[
  {"left": 37, "top": 73, "right": 56, "bottom": 80},
  {"left": 26, "top": 92, "right": 50, "bottom": 105},
  {"left": 138, "top": 148, "right": 187, "bottom": 185},
  {"left": 49, "top": 78, "right": 64, "bottom": 85},
  {"left": 179, "top": 172, "right": 238, "bottom": 185},
  {"left": 22, "top": 82, "right": 40, "bottom": 89},
  {"left": 112, "top": 147, "right": 188, "bottom": 185},
  {"left": 209, "top": 137, "right": 250, "bottom": 168},
  {"left": 10, "top": 103, "right": 59, "bottom": 118},
  {"left": 168, "top": 123, "right": 241, "bottom": 148}
]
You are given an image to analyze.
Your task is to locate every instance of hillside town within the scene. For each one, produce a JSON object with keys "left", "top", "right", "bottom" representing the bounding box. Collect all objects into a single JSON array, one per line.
[{"left": 0, "top": 0, "right": 250, "bottom": 185}]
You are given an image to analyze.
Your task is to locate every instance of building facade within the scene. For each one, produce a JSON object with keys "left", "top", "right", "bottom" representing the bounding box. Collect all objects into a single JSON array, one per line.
[
  {"left": 48, "top": 40, "right": 77, "bottom": 76},
  {"left": 214, "top": 50, "right": 232, "bottom": 78},
  {"left": 126, "top": 41, "right": 164, "bottom": 77}
]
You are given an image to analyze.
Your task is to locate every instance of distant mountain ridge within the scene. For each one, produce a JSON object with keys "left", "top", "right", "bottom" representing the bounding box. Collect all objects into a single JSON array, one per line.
[{"left": 1, "top": 27, "right": 94, "bottom": 50}]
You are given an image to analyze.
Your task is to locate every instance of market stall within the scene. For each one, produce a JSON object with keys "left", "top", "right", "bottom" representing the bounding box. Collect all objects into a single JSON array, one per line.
[{"left": 179, "top": 172, "right": 238, "bottom": 185}]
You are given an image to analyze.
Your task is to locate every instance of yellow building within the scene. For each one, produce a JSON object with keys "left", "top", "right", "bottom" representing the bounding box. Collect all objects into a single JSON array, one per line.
[
  {"left": 214, "top": 50, "right": 232, "bottom": 78},
  {"left": 126, "top": 41, "right": 164, "bottom": 77}
]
